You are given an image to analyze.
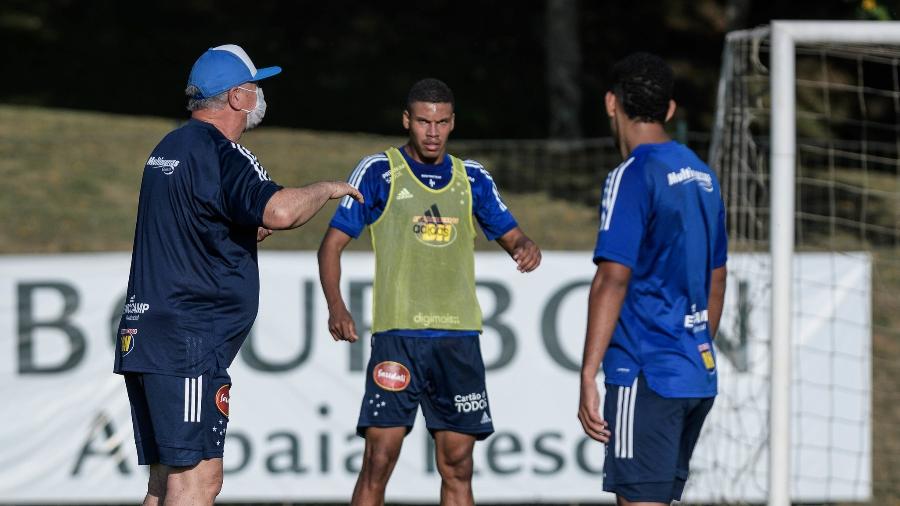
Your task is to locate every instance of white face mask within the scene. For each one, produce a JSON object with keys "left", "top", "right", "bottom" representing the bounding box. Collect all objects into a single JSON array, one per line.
[{"left": 238, "top": 86, "right": 266, "bottom": 131}]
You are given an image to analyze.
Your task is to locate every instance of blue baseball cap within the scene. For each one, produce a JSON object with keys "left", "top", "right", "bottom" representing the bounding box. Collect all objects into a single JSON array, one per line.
[{"left": 187, "top": 44, "right": 282, "bottom": 99}]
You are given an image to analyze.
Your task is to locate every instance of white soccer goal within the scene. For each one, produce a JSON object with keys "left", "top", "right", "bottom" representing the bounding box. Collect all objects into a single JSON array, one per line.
[{"left": 706, "top": 21, "right": 900, "bottom": 506}]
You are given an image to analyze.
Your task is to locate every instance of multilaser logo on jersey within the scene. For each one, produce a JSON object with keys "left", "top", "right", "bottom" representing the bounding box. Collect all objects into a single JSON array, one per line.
[
  {"left": 146, "top": 156, "right": 180, "bottom": 175},
  {"left": 411, "top": 204, "right": 458, "bottom": 247},
  {"left": 666, "top": 166, "right": 713, "bottom": 192}
]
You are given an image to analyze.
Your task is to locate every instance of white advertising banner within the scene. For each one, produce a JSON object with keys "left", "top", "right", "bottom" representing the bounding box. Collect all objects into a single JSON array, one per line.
[{"left": 0, "top": 252, "right": 870, "bottom": 503}]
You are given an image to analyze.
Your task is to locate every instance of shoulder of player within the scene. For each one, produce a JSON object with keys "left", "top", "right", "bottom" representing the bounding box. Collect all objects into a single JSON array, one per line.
[
  {"left": 168, "top": 121, "right": 248, "bottom": 165},
  {"left": 607, "top": 153, "right": 647, "bottom": 183},
  {"left": 348, "top": 152, "right": 391, "bottom": 186},
  {"left": 209, "top": 139, "right": 276, "bottom": 182},
  {"left": 178, "top": 119, "right": 226, "bottom": 147},
  {"left": 640, "top": 144, "right": 716, "bottom": 179},
  {"left": 220, "top": 139, "right": 264, "bottom": 169},
  {"left": 158, "top": 120, "right": 214, "bottom": 149},
  {"left": 460, "top": 158, "right": 493, "bottom": 182},
  {"left": 148, "top": 123, "right": 218, "bottom": 171}
]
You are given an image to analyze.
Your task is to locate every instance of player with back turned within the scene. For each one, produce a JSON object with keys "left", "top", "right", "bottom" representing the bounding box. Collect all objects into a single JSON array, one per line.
[{"left": 578, "top": 52, "right": 728, "bottom": 505}]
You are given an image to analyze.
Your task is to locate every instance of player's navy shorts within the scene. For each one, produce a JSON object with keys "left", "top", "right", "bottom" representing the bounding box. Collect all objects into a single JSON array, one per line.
[
  {"left": 602, "top": 374, "right": 714, "bottom": 503},
  {"left": 124, "top": 367, "right": 232, "bottom": 467},
  {"left": 357, "top": 334, "right": 494, "bottom": 440}
]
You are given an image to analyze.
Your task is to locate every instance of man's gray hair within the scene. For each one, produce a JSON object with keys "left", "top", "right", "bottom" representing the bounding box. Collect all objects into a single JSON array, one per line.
[{"left": 185, "top": 85, "right": 228, "bottom": 111}]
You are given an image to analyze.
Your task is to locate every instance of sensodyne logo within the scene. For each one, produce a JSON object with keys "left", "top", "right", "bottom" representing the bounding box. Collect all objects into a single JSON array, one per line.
[
  {"left": 666, "top": 167, "right": 713, "bottom": 192},
  {"left": 454, "top": 391, "right": 488, "bottom": 413},
  {"left": 147, "top": 156, "right": 180, "bottom": 175}
]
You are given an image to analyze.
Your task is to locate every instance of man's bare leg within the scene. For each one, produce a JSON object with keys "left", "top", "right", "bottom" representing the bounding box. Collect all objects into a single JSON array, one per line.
[
  {"left": 142, "top": 458, "right": 223, "bottom": 506},
  {"left": 351, "top": 427, "right": 406, "bottom": 506},
  {"left": 434, "top": 431, "right": 476, "bottom": 506},
  {"left": 142, "top": 464, "right": 168, "bottom": 506}
]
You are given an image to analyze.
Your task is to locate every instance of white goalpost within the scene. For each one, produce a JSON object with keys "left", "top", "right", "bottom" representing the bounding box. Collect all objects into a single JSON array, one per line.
[
  {"left": 768, "top": 21, "right": 900, "bottom": 506},
  {"left": 707, "top": 19, "right": 900, "bottom": 506}
]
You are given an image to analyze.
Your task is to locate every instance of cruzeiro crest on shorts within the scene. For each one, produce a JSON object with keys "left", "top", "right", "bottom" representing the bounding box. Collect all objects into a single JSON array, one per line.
[{"left": 411, "top": 204, "right": 459, "bottom": 247}]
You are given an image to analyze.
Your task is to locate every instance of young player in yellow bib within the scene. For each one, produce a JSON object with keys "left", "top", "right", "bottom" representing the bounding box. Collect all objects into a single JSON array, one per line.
[{"left": 318, "top": 78, "right": 541, "bottom": 506}]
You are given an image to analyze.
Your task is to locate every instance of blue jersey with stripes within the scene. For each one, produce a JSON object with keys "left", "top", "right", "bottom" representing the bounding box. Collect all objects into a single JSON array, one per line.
[
  {"left": 114, "top": 119, "right": 282, "bottom": 377},
  {"left": 330, "top": 147, "right": 518, "bottom": 338},
  {"left": 594, "top": 141, "right": 727, "bottom": 398}
]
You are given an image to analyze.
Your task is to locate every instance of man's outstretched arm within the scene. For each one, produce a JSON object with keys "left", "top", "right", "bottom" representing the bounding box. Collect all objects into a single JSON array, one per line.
[
  {"left": 263, "top": 182, "right": 363, "bottom": 230},
  {"left": 496, "top": 227, "right": 541, "bottom": 273}
]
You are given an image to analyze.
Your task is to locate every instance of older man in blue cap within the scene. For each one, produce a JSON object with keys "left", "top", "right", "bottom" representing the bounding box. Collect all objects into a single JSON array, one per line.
[{"left": 113, "top": 44, "right": 363, "bottom": 506}]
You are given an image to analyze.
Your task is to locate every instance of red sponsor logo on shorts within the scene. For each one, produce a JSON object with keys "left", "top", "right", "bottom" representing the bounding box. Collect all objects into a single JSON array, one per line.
[
  {"left": 373, "top": 361, "right": 411, "bottom": 391},
  {"left": 215, "top": 384, "right": 231, "bottom": 417}
]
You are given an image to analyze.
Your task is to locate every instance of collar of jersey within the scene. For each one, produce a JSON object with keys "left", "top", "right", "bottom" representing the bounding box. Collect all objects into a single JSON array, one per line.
[
  {"left": 630, "top": 140, "right": 678, "bottom": 156},
  {"left": 187, "top": 118, "right": 224, "bottom": 136},
  {"left": 397, "top": 147, "right": 455, "bottom": 194}
]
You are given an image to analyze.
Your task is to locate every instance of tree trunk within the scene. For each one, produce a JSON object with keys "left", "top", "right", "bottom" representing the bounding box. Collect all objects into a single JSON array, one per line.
[{"left": 545, "top": 0, "right": 582, "bottom": 139}]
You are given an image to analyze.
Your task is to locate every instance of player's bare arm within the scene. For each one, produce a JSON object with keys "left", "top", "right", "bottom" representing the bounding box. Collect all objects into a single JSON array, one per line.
[
  {"left": 496, "top": 227, "right": 541, "bottom": 273},
  {"left": 708, "top": 265, "right": 727, "bottom": 338},
  {"left": 263, "top": 181, "right": 363, "bottom": 230},
  {"left": 578, "top": 260, "right": 630, "bottom": 443},
  {"left": 318, "top": 227, "right": 359, "bottom": 342}
]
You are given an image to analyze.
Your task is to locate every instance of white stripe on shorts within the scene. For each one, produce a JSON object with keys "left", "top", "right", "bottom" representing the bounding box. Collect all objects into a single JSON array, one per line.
[
  {"left": 627, "top": 376, "right": 638, "bottom": 459},
  {"left": 615, "top": 385, "right": 625, "bottom": 458},
  {"left": 184, "top": 376, "right": 202, "bottom": 423},
  {"left": 196, "top": 375, "right": 203, "bottom": 423},
  {"left": 614, "top": 377, "right": 639, "bottom": 459},
  {"left": 189, "top": 377, "right": 196, "bottom": 422}
]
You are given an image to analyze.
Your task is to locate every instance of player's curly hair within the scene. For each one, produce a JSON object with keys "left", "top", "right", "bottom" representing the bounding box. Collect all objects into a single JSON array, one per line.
[
  {"left": 406, "top": 78, "right": 455, "bottom": 110},
  {"left": 609, "top": 52, "right": 673, "bottom": 123}
]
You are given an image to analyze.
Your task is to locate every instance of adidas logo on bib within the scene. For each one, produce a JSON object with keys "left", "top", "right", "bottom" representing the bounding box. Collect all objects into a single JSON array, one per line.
[
  {"left": 480, "top": 411, "right": 492, "bottom": 424},
  {"left": 397, "top": 188, "right": 414, "bottom": 200}
]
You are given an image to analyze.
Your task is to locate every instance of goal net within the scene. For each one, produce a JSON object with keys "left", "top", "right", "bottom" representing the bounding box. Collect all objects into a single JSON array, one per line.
[{"left": 701, "top": 22, "right": 900, "bottom": 505}]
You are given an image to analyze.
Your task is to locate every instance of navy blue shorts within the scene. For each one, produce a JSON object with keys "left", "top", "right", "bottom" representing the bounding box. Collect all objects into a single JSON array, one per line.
[
  {"left": 124, "top": 368, "right": 232, "bottom": 467},
  {"left": 357, "top": 334, "right": 494, "bottom": 440},
  {"left": 602, "top": 374, "right": 714, "bottom": 503}
]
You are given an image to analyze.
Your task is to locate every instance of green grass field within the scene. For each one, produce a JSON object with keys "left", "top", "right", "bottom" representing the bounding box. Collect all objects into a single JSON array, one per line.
[
  {"left": 0, "top": 105, "right": 598, "bottom": 253},
  {"left": 1, "top": 104, "right": 897, "bottom": 504}
]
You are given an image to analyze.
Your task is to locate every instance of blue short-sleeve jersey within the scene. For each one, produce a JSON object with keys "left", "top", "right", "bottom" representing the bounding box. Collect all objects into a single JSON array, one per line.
[
  {"left": 114, "top": 119, "right": 282, "bottom": 377},
  {"left": 330, "top": 147, "right": 518, "bottom": 338},
  {"left": 594, "top": 141, "right": 727, "bottom": 398}
]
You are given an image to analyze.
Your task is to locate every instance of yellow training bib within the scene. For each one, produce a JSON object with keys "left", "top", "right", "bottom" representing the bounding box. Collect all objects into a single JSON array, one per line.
[{"left": 369, "top": 147, "right": 482, "bottom": 333}]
